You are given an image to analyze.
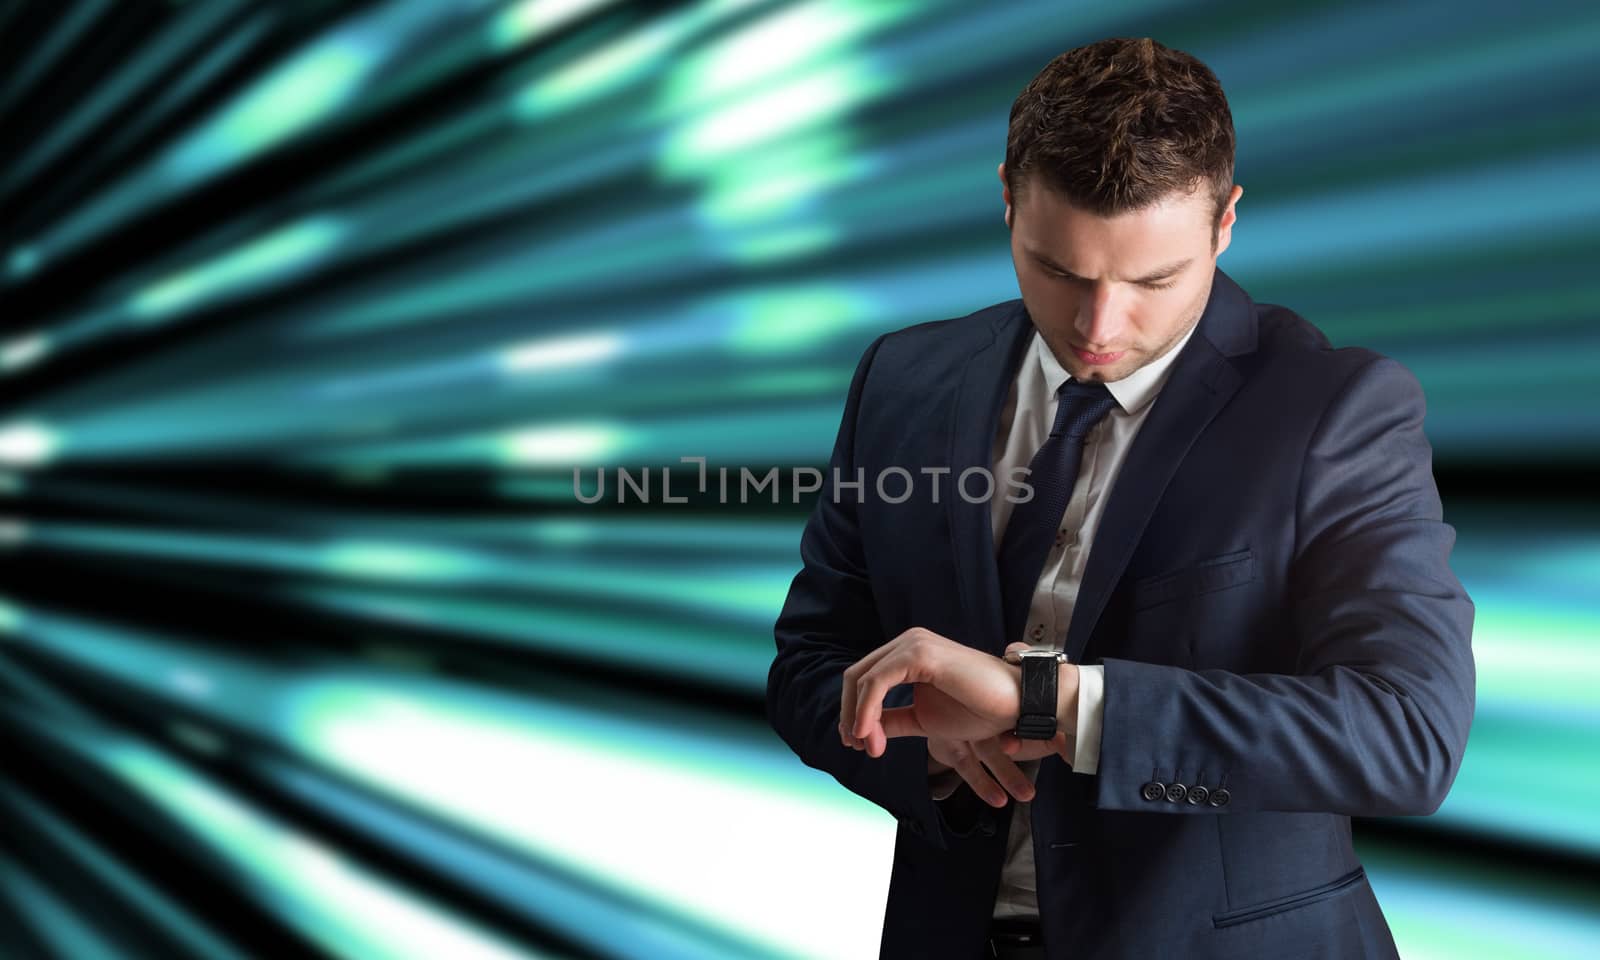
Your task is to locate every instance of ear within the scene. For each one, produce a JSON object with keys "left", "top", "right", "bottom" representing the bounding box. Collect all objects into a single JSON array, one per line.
[
  {"left": 998, "top": 161, "right": 1013, "bottom": 230},
  {"left": 1213, "top": 184, "right": 1243, "bottom": 258}
]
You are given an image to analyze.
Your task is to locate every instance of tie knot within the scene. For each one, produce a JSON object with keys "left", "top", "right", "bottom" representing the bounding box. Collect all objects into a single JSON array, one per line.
[{"left": 1050, "top": 380, "right": 1118, "bottom": 440}]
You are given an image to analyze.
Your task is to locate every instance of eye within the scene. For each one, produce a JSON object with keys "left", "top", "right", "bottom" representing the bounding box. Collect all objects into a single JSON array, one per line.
[{"left": 1141, "top": 279, "right": 1179, "bottom": 291}]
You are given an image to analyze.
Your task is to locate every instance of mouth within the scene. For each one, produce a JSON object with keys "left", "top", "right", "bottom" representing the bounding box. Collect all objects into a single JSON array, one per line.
[{"left": 1073, "top": 348, "right": 1126, "bottom": 365}]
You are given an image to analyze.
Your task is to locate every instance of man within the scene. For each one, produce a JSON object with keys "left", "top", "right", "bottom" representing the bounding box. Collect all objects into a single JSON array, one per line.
[{"left": 765, "top": 37, "right": 1475, "bottom": 960}]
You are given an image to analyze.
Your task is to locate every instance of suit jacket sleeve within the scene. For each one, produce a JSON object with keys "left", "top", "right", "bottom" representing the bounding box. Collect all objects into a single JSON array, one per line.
[
  {"left": 766, "top": 332, "right": 986, "bottom": 852},
  {"left": 1092, "top": 355, "right": 1476, "bottom": 817}
]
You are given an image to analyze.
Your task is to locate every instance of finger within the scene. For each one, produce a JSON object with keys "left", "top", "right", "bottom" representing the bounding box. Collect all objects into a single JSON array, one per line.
[
  {"left": 949, "top": 747, "right": 1008, "bottom": 807},
  {"left": 839, "top": 661, "right": 858, "bottom": 748},
  {"left": 858, "top": 631, "right": 948, "bottom": 746},
  {"left": 854, "top": 658, "right": 911, "bottom": 756},
  {"left": 1004, "top": 641, "right": 1031, "bottom": 657},
  {"left": 974, "top": 740, "right": 1035, "bottom": 801},
  {"left": 853, "top": 650, "right": 923, "bottom": 752},
  {"left": 879, "top": 704, "right": 926, "bottom": 746},
  {"left": 840, "top": 631, "right": 914, "bottom": 748},
  {"left": 840, "top": 660, "right": 876, "bottom": 748},
  {"left": 857, "top": 628, "right": 943, "bottom": 738}
]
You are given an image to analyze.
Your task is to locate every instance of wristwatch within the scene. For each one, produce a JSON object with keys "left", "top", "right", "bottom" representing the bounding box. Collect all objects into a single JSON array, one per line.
[{"left": 1004, "top": 647, "right": 1068, "bottom": 739}]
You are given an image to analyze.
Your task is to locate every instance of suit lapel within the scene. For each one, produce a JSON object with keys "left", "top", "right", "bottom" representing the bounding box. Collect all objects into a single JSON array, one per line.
[
  {"left": 946, "top": 302, "right": 1035, "bottom": 656},
  {"left": 1062, "top": 268, "right": 1255, "bottom": 663},
  {"left": 944, "top": 268, "right": 1258, "bottom": 662}
]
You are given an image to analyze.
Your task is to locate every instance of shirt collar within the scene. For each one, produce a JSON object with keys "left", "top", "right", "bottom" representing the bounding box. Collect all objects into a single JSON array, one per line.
[{"left": 1033, "top": 318, "right": 1200, "bottom": 416}]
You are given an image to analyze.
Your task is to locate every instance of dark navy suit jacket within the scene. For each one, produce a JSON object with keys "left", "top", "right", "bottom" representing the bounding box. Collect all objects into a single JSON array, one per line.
[{"left": 766, "top": 267, "right": 1476, "bottom": 959}]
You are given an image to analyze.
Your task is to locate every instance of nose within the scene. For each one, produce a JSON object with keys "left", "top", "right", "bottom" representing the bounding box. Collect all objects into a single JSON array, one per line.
[{"left": 1074, "top": 282, "right": 1129, "bottom": 351}]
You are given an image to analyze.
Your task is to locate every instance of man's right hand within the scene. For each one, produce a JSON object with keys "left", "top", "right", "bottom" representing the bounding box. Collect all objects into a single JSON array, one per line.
[{"left": 927, "top": 734, "right": 1064, "bottom": 807}]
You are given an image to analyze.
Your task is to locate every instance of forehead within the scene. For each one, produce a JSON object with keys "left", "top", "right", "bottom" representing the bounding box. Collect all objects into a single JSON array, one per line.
[{"left": 1016, "top": 184, "right": 1210, "bottom": 273}]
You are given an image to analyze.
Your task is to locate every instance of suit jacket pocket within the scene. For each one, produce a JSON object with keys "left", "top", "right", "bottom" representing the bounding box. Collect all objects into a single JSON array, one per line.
[
  {"left": 1131, "top": 548, "right": 1258, "bottom": 611},
  {"left": 1211, "top": 866, "right": 1367, "bottom": 929}
]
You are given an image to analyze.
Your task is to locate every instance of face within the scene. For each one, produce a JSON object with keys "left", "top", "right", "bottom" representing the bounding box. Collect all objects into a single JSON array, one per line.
[{"left": 1000, "top": 163, "right": 1242, "bottom": 383}]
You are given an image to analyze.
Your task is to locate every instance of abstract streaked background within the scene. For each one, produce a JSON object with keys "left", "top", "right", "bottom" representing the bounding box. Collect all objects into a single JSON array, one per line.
[{"left": 1, "top": 0, "right": 1596, "bottom": 957}]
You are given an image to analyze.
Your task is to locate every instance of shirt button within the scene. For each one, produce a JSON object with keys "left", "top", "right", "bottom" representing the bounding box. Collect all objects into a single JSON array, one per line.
[{"left": 1031, "top": 625, "right": 1044, "bottom": 640}]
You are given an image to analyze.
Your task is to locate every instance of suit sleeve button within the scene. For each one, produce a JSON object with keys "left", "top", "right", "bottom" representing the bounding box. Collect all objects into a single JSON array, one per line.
[
  {"left": 1141, "top": 781, "right": 1166, "bottom": 801},
  {"left": 1208, "top": 788, "right": 1231, "bottom": 808},
  {"left": 1185, "top": 785, "right": 1210, "bottom": 805},
  {"left": 1164, "top": 782, "right": 1187, "bottom": 802}
]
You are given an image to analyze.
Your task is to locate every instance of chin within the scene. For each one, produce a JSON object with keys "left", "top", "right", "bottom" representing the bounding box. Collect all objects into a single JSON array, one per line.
[{"left": 1072, "top": 357, "right": 1138, "bottom": 382}]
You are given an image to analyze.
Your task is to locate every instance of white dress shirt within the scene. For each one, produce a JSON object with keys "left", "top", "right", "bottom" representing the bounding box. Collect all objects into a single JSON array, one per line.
[{"left": 929, "top": 316, "right": 1200, "bottom": 920}]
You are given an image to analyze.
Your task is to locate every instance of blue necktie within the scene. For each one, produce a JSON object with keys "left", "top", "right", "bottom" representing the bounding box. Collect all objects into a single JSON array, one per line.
[{"left": 997, "top": 379, "right": 1119, "bottom": 649}]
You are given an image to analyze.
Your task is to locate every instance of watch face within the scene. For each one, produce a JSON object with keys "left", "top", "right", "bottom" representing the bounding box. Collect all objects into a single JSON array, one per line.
[{"left": 1007, "top": 647, "right": 1066, "bottom": 663}]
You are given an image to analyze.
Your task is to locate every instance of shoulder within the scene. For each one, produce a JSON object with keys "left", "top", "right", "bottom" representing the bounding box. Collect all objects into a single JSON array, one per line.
[
  {"left": 864, "top": 298, "right": 1021, "bottom": 381},
  {"left": 1245, "top": 299, "right": 1419, "bottom": 404}
]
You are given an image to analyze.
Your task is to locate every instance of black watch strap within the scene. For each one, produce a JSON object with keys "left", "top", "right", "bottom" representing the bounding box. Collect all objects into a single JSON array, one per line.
[{"left": 1015, "top": 653, "right": 1061, "bottom": 739}]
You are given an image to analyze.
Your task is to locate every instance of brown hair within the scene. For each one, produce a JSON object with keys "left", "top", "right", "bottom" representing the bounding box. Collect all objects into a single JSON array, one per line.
[{"left": 1005, "top": 37, "right": 1235, "bottom": 247}]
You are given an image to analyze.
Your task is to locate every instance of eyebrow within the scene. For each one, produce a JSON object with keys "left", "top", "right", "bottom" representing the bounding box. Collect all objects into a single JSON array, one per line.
[{"left": 1026, "top": 249, "right": 1194, "bottom": 284}]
